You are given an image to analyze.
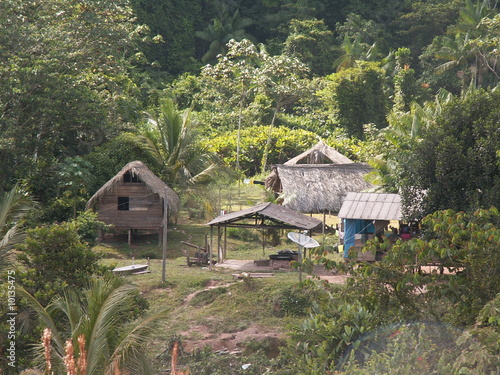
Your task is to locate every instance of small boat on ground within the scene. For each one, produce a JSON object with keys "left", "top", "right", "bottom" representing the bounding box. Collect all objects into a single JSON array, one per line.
[{"left": 112, "top": 264, "right": 149, "bottom": 275}]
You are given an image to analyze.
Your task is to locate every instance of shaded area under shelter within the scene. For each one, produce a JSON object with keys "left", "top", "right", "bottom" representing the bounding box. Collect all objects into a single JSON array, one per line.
[{"left": 206, "top": 202, "right": 323, "bottom": 264}]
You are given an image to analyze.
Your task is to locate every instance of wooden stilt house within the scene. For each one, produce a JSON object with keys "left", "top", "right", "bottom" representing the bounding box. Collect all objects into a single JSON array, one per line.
[{"left": 86, "top": 161, "right": 180, "bottom": 244}]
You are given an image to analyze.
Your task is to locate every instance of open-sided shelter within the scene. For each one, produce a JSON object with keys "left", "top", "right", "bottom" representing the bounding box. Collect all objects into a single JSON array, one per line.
[
  {"left": 206, "top": 202, "right": 323, "bottom": 263},
  {"left": 86, "top": 161, "right": 180, "bottom": 244},
  {"left": 337, "top": 192, "right": 402, "bottom": 261}
]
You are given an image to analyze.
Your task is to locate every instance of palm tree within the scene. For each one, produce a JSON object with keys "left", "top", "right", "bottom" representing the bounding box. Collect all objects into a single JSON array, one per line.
[
  {"left": 141, "top": 98, "right": 221, "bottom": 189},
  {"left": 0, "top": 185, "right": 36, "bottom": 272},
  {"left": 451, "top": 0, "right": 494, "bottom": 34},
  {"left": 19, "top": 275, "right": 168, "bottom": 374},
  {"left": 196, "top": 3, "right": 255, "bottom": 63},
  {"left": 332, "top": 34, "right": 379, "bottom": 72}
]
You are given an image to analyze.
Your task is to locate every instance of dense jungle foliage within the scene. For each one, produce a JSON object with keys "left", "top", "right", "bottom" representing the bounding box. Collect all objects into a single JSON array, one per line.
[
  {"left": 1, "top": 0, "right": 499, "bottom": 221},
  {"left": 0, "top": 0, "right": 499, "bottom": 373}
]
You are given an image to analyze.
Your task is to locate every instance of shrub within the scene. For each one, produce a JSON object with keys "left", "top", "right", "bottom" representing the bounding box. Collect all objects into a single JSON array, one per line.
[
  {"left": 226, "top": 227, "right": 260, "bottom": 242},
  {"left": 17, "top": 222, "right": 107, "bottom": 304},
  {"left": 71, "top": 209, "right": 109, "bottom": 246}
]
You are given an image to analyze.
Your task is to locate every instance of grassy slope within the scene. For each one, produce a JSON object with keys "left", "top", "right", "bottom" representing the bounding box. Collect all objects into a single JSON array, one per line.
[{"left": 93, "top": 183, "right": 338, "bottom": 372}]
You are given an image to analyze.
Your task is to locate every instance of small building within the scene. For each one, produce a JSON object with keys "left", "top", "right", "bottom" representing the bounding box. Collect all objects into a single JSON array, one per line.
[
  {"left": 86, "top": 161, "right": 180, "bottom": 244},
  {"left": 265, "top": 163, "right": 373, "bottom": 215},
  {"left": 265, "top": 140, "right": 372, "bottom": 216},
  {"left": 337, "top": 192, "right": 403, "bottom": 261},
  {"left": 284, "top": 140, "right": 355, "bottom": 165},
  {"left": 206, "top": 202, "right": 323, "bottom": 263}
]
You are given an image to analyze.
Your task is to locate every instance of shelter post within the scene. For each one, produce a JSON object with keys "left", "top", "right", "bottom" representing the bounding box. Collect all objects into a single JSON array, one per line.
[
  {"left": 217, "top": 226, "right": 222, "bottom": 263},
  {"left": 224, "top": 226, "right": 227, "bottom": 260},
  {"left": 162, "top": 187, "right": 168, "bottom": 283},
  {"left": 209, "top": 226, "right": 213, "bottom": 270}
]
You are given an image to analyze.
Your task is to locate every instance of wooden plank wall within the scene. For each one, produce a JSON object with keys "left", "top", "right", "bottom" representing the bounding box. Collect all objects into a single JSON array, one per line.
[{"left": 97, "top": 183, "right": 163, "bottom": 229}]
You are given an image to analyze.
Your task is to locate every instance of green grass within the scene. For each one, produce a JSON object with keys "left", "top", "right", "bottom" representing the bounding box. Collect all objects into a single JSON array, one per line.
[{"left": 92, "top": 182, "right": 342, "bottom": 373}]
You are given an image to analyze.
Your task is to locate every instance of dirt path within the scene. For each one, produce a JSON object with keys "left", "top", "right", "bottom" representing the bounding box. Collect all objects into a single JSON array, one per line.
[
  {"left": 214, "top": 259, "right": 349, "bottom": 284},
  {"left": 175, "top": 262, "right": 347, "bottom": 354}
]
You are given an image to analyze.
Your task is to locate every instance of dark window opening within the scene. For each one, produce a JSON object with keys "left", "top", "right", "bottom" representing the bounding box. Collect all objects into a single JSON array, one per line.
[
  {"left": 124, "top": 171, "right": 142, "bottom": 183},
  {"left": 118, "top": 197, "right": 129, "bottom": 210}
]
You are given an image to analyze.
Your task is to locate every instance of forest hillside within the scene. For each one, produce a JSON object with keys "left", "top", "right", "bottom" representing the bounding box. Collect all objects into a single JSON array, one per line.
[{"left": 0, "top": 0, "right": 499, "bottom": 374}]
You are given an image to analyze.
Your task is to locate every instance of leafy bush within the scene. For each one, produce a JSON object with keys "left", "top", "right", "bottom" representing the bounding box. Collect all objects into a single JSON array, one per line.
[
  {"left": 280, "top": 295, "right": 380, "bottom": 374},
  {"left": 226, "top": 227, "right": 260, "bottom": 242},
  {"left": 338, "top": 323, "right": 461, "bottom": 374},
  {"left": 16, "top": 222, "right": 107, "bottom": 305},
  {"left": 204, "top": 125, "right": 319, "bottom": 175},
  {"left": 71, "top": 209, "right": 109, "bottom": 246}
]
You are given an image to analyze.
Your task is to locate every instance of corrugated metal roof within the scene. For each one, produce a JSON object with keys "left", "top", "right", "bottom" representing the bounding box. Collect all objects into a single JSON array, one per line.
[
  {"left": 337, "top": 192, "right": 402, "bottom": 221},
  {"left": 206, "top": 202, "right": 322, "bottom": 230}
]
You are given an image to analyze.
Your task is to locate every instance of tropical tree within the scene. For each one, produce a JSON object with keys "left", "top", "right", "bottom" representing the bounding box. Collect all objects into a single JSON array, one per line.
[
  {"left": 283, "top": 18, "right": 335, "bottom": 76},
  {"left": 196, "top": 2, "right": 255, "bottom": 63},
  {"left": 200, "top": 39, "right": 265, "bottom": 172},
  {"left": 332, "top": 34, "right": 379, "bottom": 72},
  {"left": 428, "top": 0, "right": 500, "bottom": 90},
  {"left": 400, "top": 88, "right": 500, "bottom": 219},
  {"left": 0, "top": 0, "right": 147, "bottom": 201},
  {"left": 318, "top": 62, "right": 388, "bottom": 139},
  {"left": 17, "top": 221, "right": 104, "bottom": 305},
  {"left": 19, "top": 276, "right": 167, "bottom": 374},
  {"left": 0, "top": 185, "right": 36, "bottom": 272},
  {"left": 396, "top": 0, "right": 461, "bottom": 61},
  {"left": 55, "top": 157, "right": 96, "bottom": 219},
  {"left": 257, "top": 53, "right": 310, "bottom": 173},
  {"left": 141, "top": 98, "right": 222, "bottom": 189}
]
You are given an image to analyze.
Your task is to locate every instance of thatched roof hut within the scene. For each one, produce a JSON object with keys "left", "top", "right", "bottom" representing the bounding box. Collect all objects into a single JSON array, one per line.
[
  {"left": 265, "top": 163, "right": 373, "bottom": 214},
  {"left": 285, "top": 140, "right": 354, "bottom": 165},
  {"left": 86, "top": 161, "right": 180, "bottom": 244},
  {"left": 86, "top": 161, "right": 180, "bottom": 214}
]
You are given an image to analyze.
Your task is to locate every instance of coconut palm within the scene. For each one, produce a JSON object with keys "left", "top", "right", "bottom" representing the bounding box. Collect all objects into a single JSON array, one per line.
[
  {"left": 0, "top": 185, "right": 36, "bottom": 272},
  {"left": 366, "top": 89, "right": 456, "bottom": 193},
  {"left": 196, "top": 3, "right": 255, "bottom": 63},
  {"left": 333, "top": 34, "right": 379, "bottom": 72},
  {"left": 141, "top": 98, "right": 222, "bottom": 189},
  {"left": 19, "top": 275, "right": 168, "bottom": 374}
]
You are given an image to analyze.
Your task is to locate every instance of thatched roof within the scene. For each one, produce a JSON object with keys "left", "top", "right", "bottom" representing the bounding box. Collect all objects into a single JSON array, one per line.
[
  {"left": 285, "top": 140, "right": 354, "bottom": 165},
  {"left": 266, "top": 164, "right": 373, "bottom": 214},
  {"left": 86, "top": 161, "right": 180, "bottom": 214},
  {"left": 206, "top": 202, "right": 322, "bottom": 231}
]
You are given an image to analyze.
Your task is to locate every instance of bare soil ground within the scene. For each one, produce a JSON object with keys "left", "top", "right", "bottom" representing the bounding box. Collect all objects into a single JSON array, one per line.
[
  {"left": 178, "top": 322, "right": 283, "bottom": 353},
  {"left": 176, "top": 261, "right": 348, "bottom": 354}
]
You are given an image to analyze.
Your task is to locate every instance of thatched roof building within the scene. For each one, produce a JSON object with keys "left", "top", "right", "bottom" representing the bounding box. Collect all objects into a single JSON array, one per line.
[
  {"left": 87, "top": 161, "right": 179, "bottom": 214},
  {"left": 86, "top": 161, "right": 180, "bottom": 243},
  {"left": 265, "top": 163, "right": 373, "bottom": 214},
  {"left": 285, "top": 140, "right": 354, "bottom": 165}
]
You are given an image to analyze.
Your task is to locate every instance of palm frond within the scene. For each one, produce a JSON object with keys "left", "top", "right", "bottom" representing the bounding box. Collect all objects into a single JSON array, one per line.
[
  {"left": 107, "top": 306, "right": 169, "bottom": 374},
  {"left": 0, "top": 185, "right": 36, "bottom": 271},
  {"left": 86, "top": 278, "right": 137, "bottom": 375},
  {"left": 17, "top": 287, "right": 66, "bottom": 367}
]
